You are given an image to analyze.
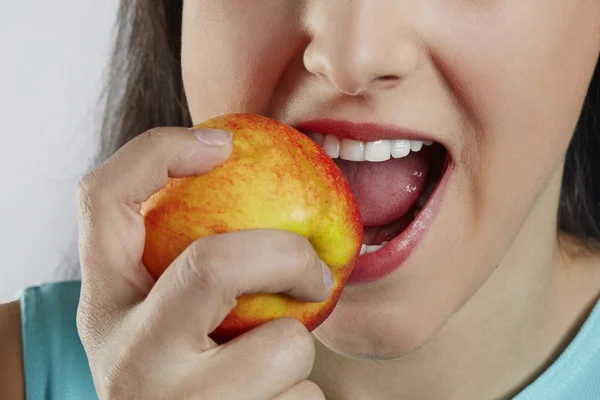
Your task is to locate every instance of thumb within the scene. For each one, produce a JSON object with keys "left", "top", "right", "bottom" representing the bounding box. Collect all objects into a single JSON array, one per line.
[{"left": 76, "top": 126, "right": 233, "bottom": 312}]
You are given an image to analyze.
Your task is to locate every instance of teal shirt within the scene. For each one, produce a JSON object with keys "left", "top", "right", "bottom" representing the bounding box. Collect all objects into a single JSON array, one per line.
[
  {"left": 19, "top": 281, "right": 600, "bottom": 399},
  {"left": 20, "top": 282, "right": 97, "bottom": 400}
]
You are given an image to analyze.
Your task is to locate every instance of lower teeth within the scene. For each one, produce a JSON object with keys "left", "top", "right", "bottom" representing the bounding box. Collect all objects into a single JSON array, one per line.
[
  {"left": 360, "top": 241, "right": 389, "bottom": 256},
  {"left": 358, "top": 149, "right": 446, "bottom": 258}
]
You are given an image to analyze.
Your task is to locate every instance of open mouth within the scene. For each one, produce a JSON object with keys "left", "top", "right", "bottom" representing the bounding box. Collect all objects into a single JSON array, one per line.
[{"left": 298, "top": 120, "right": 451, "bottom": 284}]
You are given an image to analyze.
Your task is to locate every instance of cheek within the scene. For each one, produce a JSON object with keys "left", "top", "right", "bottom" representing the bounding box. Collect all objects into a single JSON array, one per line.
[
  {"left": 181, "top": 0, "right": 303, "bottom": 123},
  {"left": 430, "top": 1, "right": 599, "bottom": 226}
]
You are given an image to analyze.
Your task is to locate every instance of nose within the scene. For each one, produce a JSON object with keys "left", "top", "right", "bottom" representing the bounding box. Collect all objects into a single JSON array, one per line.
[{"left": 303, "top": 2, "right": 420, "bottom": 96}]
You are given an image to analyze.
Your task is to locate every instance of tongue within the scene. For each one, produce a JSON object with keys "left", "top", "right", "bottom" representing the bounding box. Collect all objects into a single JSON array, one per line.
[{"left": 335, "top": 148, "right": 432, "bottom": 227}]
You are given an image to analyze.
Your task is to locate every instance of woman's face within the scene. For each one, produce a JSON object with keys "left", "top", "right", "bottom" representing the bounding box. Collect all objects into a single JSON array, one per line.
[{"left": 181, "top": 0, "right": 600, "bottom": 358}]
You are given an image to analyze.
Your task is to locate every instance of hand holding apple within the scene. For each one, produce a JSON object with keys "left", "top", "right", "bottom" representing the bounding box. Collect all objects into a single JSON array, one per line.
[
  {"left": 141, "top": 113, "right": 363, "bottom": 341},
  {"left": 76, "top": 121, "right": 351, "bottom": 399}
]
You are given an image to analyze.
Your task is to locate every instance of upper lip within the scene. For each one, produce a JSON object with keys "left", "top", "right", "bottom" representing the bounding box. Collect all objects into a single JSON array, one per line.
[{"left": 293, "top": 119, "right": 438, "bottom": 143}]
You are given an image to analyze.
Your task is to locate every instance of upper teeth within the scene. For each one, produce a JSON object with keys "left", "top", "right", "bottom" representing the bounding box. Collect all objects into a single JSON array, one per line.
[{"left": 309, "top": 133, "right": 432, "bottom": 162}]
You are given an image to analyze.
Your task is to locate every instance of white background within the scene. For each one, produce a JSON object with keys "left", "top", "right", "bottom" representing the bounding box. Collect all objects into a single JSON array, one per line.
[{"left": 0, "top": 1, "right": 119, "bottom": 302}]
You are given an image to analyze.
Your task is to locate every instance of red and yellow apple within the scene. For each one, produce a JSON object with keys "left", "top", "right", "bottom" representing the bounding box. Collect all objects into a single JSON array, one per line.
[{"left": 141, "top": 113, "right": 362, "bottom": 342}]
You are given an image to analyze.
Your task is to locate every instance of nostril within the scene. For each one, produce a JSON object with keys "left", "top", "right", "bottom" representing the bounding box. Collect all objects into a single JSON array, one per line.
[{"left": 374, "top": 75, "right": 401, "bottom": 89}]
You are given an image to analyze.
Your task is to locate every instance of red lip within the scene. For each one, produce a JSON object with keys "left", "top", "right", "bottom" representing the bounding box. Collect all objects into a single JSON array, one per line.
[
  {"left": 294, "top": 119, "right": 437, "bottom": 143},
  {"left": 295, "top": 117, "right": 452, "bottom": 284},
  {"left": 346, "top": 154, "right": 453, "bottom": 285}
]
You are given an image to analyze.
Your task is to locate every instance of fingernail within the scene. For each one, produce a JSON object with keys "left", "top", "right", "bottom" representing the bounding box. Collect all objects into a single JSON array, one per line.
[
  {"left": 190, "top": 128, "right": 232, "bottom": 146},
  {"left": 322, "top": 261, "right": 335, "bottom": 292}
]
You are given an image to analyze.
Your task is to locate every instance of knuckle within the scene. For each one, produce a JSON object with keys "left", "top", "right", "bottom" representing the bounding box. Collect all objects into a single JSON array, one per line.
[
  {"left": 140, "top": 128, "right": 168, "bottom": 148},
  {"left": 75, "top": 293, "right": 101, "bottom": 347},
  {"left": 145, "top": 127, "right": 164, "bottom": 140},
  {"left": 76, "top": 171, "right": 98, "bottom": 207},
  {"left": 75, "top": 305, "right": 94, "bottom": 349},
  {"left": 179, "top": 241, "right": 227, "bottom": 296},
  {"left": 76, "top": 166, "right": 115, "bottom": 212},
  {"left": 75, "top": 185, "right": 94, "bottom": 229},
  {"left": 75, "top": 293, "right": 113, "bottom": 357}
]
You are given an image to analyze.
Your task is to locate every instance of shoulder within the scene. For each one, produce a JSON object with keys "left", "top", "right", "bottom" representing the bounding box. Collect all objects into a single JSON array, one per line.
[
  {"left": 0, "top": 301, "right": 24, "bottom": 400},
  {"left": 19, "top": 281, "right": 98, "bottom": 400}
]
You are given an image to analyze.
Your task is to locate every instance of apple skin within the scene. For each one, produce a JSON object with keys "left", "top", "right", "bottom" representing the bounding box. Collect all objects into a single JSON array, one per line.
[{"left": 141, "top": 114, "right": 363, "bottom": 342}]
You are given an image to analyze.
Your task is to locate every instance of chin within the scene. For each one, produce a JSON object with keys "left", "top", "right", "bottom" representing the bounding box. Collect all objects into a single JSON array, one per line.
[{"left": 312, "top": 288, "right": 447, "bottom": 360}]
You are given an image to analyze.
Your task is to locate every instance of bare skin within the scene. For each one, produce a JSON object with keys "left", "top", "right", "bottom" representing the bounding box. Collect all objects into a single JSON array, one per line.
[
  {"left": 0, "top": 135, "right": 599, "bottom": 400},
  {"left": 0, "top": 301, "right": 24, "bottom": 400},
  {"left": 2, "top": 1, "right": 600, "bottom": 399},
  {"left": 178, "top": 1, "right": 600, "bottom": 398},
  {"left": 75, "top": 128, "right": 333, "bottom": 399},
  {"left": 1, "top": 231, "right": 600, "bottom": 399}
]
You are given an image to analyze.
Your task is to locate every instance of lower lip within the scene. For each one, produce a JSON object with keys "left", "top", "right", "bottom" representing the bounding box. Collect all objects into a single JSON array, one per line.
[{"left": 346, "top": 156, "right": 454, "bottom": 285}]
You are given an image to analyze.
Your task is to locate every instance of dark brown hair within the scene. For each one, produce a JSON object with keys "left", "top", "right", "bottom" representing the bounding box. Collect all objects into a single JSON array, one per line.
[
  {"left": 97, "top": 0, "right": 190, "bottom": 162},
  {"left": 97, "top": 1, "right": 600, "bottom": 249}
]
